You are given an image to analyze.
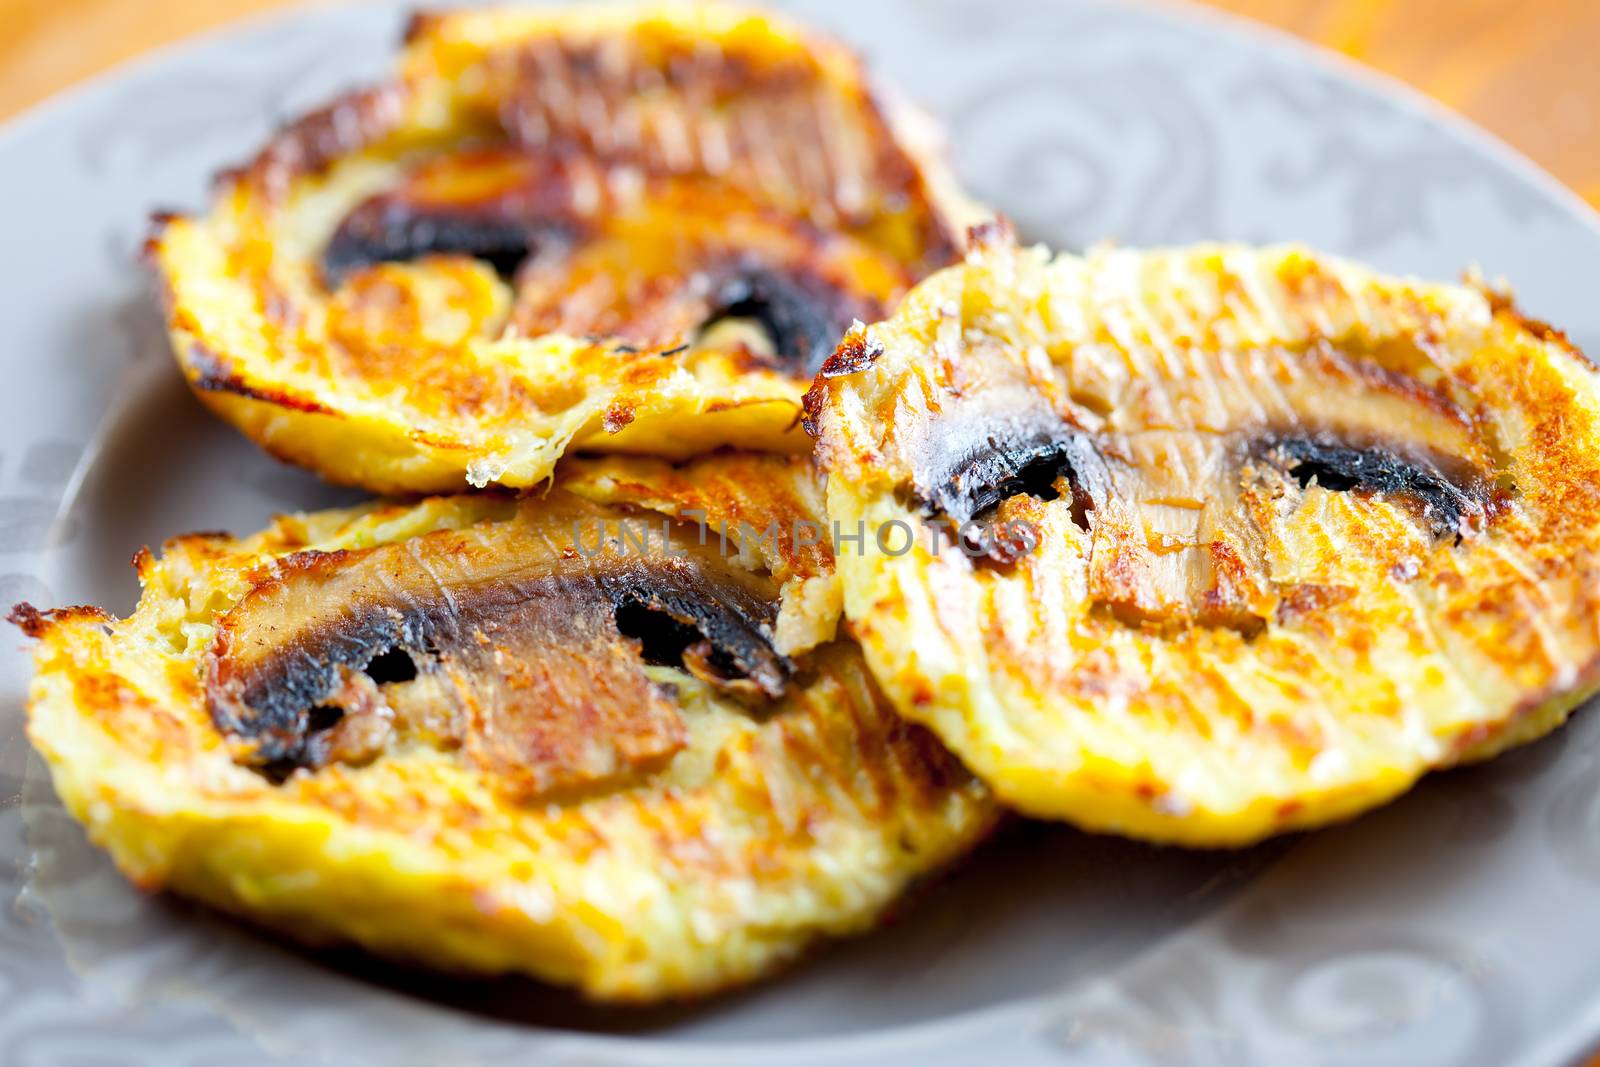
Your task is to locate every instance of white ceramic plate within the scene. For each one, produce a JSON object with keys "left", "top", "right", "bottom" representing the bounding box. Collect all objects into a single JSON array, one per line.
[{"left": 5, "top": 2, "right": 1600, "bottom": 1064}]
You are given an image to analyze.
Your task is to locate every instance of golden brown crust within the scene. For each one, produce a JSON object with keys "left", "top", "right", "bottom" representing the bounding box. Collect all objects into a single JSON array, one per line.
[
  {"left": 810, "top": 239, "right": 1600, "bottom": 845},
  {"left": 183, "top": 341, "right": 341, "bottom": 416},
  {"left": 229, "top": 85, "right": 408, "bottom": 201},
  {"left": 7, "top": 602, "right": 109, "bottom": 639},
  {"left": 16, "top": 454, "right": 996, "bottom": 998},
  {"left": 150, "top": 4, "right": 983, "bottom": 493}
]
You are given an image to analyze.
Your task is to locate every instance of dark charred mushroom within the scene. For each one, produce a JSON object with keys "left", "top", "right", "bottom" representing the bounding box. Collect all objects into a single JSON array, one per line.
[
  {"left": 699, "top": 264, "right": 870, "bottom": 377},
  {"left": 319, "top": 147, "right": 578, "bottom": 288},
  {"left": 909, "top": 392, "right": 1107, "bottom": 558},
  {"left": 323, "top": 210, "right": 560, "bottom": 284},
  {"left": 207, "top": 497, "right": 791, "bottom": 798},
  {"left": 605, "top": 569, "right": 790, "bottom": 699},
  {"left": 1265, "top": 435, "right": 1483, "bottom": 537}
]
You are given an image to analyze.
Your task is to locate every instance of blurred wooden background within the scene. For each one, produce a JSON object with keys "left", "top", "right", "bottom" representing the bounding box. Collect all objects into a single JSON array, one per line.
[{"left": 2, "top": 0, "right": 1598, "bottom": 207}]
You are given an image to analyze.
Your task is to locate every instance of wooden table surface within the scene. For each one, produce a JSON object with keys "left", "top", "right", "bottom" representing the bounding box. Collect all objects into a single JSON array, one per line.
[{"left": 4, "top": 0, "right": 1600, "bottom": 208}]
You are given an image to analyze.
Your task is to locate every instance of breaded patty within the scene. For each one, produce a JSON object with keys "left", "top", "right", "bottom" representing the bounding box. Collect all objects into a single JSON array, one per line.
[
  {"left": 807, "top": 232, "right": 1600, "bottom": 846},
  {"left": 13, "top": 454, "right": 996, "bottom": 999},
  {"left": 149, "top": 4, "right": 979, "bottom": 493}
]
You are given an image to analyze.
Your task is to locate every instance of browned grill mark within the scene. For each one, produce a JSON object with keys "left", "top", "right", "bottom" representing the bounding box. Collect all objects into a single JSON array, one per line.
[
  {"left": 185, "top": 342, "right": 340, "bottom": 416},
  {"left": 496, "top": 31, "right": 949, "bottom": 245},
  {"left": 231, "top": 84, "right": 407, "bottom": 202}
]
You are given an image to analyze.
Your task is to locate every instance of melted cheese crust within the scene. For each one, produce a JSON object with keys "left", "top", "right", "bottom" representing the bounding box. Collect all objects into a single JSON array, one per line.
[
  {"left": 150, "top": 4, "right": 978, "bottom": 493},
  {"left": 18, "top": 455, "right": 995, "bottom": 999},
  {"left": 809, "top": 237, "right": 1600, "bottom": 845}
]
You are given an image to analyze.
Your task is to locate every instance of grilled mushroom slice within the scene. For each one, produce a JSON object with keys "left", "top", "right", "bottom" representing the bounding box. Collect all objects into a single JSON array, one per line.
[
  {"left": 14, "top": 454, "right": 995, "bottom": 1000},
  {"left": 206, "top": 494, "right": 789, "bottom": 797},
  {"left": 148, "top": 5, "right": 980, "bottom": 493},
  {"left": 807, "top": 236, "right": 1600, "bottom": 846}
]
